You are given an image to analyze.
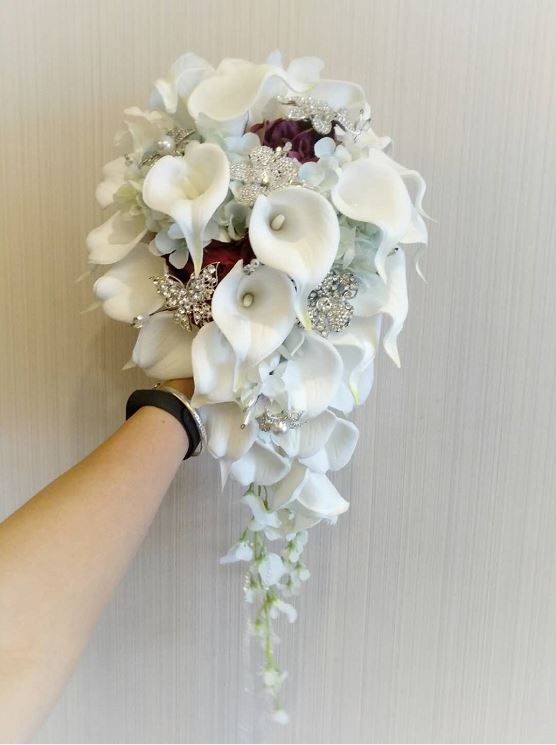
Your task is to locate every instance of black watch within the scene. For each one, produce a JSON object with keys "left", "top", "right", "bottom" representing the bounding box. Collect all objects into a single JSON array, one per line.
[{"left": 125, "top": 389, "right": 201, "bottom": 460}]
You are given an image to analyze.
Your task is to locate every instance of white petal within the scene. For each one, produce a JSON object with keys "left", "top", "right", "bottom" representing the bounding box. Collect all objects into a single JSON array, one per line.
[
  {"left": 329, "top": 316, "right": 381, "bottom": 412},
  {"left": 191, "top": 322, "right": 236, "bottom": 403},
  {"left": 131, "top": 312, "right": 196, "bottom": 379},
  {"left": 242, "top": 492, "right": 281, "bottom": 529},
  {"left": 95, "top": 156, "right": 127, "bottom": 208},
  {"left": 211, "top": 261, "right": 296, "bottom": 366},
  {"left": 351, "top": 272, "right": 389, "bottom": 316},
  {"left": 86, "top": 211, "right": 147, "bottom": 265},
  {"left": 259, "top": 553, "right": 286, "bottom": 587},
  {"left": 272, "top": 409, "right": 336, "bottom": 458},
  {"left": 202, "top": 402, "right": 257, "bottom": 461},
  {"left": 307, "top": 79, "right": 369, "bottom": 116},
  {"left": 272, "top": 462, "right": 349, "bottom": 518},
  {"left": 187, "top": 60, "right": 308, "bottom": 125},
  {"left": 230, "top": 441, "right": 290, "bottom": 486},
  {"left": 300, "top": 416, "right": 359, "bottom": 473},
  {"left": 281, "top": 331, "right": 343, "bottom": 417},
  {"left": 248, "top": 187, "right": 339, "bottom": 326},
  {"left": 150, "top": 52, "right": 213, "bottom": 115},
  {"left": 286, "top": 56, "right": 324, "bottom": 84},
  {"left": 331, "top": 150, "right": 413, "bottom": 247},
  {"left": 220, "top": 541, "right": 253, "bottom": 564},
  {"left": 381, "top": 248, "right": 408, "bottom": 367},
  {"left": 142, "top": 142, "right": 230, "bottom": 275},
  {"left": 93, "top": 244, "right": 164, "bottom": 323},
  {"left": 118, "top": 106, "right": 172, "bottom": 152}
]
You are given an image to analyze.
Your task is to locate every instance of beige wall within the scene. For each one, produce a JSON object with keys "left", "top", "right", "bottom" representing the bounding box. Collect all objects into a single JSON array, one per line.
[{"left": 1, "top": 0, "right": 555, "bottom": 742}]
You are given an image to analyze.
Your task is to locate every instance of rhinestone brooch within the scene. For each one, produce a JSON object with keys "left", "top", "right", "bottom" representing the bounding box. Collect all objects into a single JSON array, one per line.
[
  {"left": 127, "top": 127, "right": 195, "bottom": 169},
  {"left": 305, "top": 268, "right": 359, "bottom": 336},
  {"left": 132, "top": 264, "right": 219, "bottom": 332},
  {"left": 256, "top": 409, "right": 304, "bottom": 434},
  {"left": 229, "top": 143, "right": 300, "bottom": 206},
  {"left": 277, "top": 94, "right": 370, "bottom": 137}
]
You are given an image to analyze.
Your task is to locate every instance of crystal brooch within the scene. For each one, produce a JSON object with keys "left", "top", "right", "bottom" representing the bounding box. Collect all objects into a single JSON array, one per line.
[
  {"left": 277, "top": 94, "right": 370, "bottom": 137},
  {"left": 305, "top": 269, "right": 359, "bottom": 337},
  {"left": 229, "top": 144, "right": 300, "bottom": 206}
]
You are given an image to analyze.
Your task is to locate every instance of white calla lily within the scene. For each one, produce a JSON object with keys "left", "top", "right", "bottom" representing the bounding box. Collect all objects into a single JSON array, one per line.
[
  {"left": 93, "top": 244, "right": 164, "bottom": 323},
  {"left": 86, "top": 211, "right": 147, "bottom": 265},
  {"left": 191, "top": 322, "right": 236, "bottom": 404},
  {"left": 329, "top": 316, "right": 381, "bottom": 412},
  {"left": 380, "top": 248, "right": 408, "bottom": 367},
  {"left": 331, "top": 149, "right": 413, "bottom": 277},
  {"left": 149, "top": 52, "right": 214, "bottom": 117},
  {"left": 142, "top": 142, "right": 230, "bottom": 275},
  {"left": 306, "top": 78, "right": 369, "bottom": 118},
  {"left": 132, "top": 312, "right": 196, "bottom": 379},
  {"left": 187, "top": 58, "right": 310, "bottom": 131},
  {"left": 272, "top": 409, "right": 337, "bottom": 459},
  {"left": 95, "top": 157, "right": 127, "bottom": 208},
  {"left": 201, "top": 402, "right": 257, "bottom": 461},
  {"left": 299, "top": 415, "right": 359, "bottom": 473},
  {"left": 211, "top": 260, "right": 297, "bottom": 367},
  {"left": 281, "top": 331, "right": 343, "bottom": 417},
  {"left": 272, "top": 462, "right": 349, "bottom": 518},
  {"left": 230, "top": 441, "right": 291, "bottom": 486},
  {"left": 248, "top": 187, "right": 339, "bottom": 326}
]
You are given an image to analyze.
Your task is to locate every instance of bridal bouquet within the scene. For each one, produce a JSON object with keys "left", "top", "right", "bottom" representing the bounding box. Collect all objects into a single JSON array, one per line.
[{"left": 86, "top": 51, "right": 428, "bottom": 722}]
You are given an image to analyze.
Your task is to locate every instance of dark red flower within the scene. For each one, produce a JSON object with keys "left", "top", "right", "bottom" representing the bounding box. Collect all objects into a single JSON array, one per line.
[
  {"left": 250, "top": 118, "right": 325, "bottom": 164},
  {"left": 166, "top": 234, "right": 255, "bottom": 284}
]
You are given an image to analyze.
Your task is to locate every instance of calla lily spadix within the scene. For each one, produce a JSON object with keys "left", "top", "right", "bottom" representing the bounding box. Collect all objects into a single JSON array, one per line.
[
  {"left": 248, "top": 186, "right": 340, "bottom": 327},
  {"left": 142, "top": 141, "right": 230, "bottom": 275},
  {"left": 211, "top": 260, "right": 297, "bottom": 368}
]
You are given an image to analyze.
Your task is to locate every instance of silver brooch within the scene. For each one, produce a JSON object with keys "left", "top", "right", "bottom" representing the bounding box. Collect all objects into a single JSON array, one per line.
[
  {"left": 277, "top": 94, "right": 370, "bottom": 137},
  {"left": 256, "top": 409, "right": 304, "bottom": 434},
  {"left": 305, "top": 269, "right": 359, "bottom": 337},
  {"left": 229, "top": 144, "right": 300, "bottom": 206},
  {"left": 128, "top": 127, "right": 195, "bottom": 170},
  {"left": 132, "top": 264, "right": 219, "bottom": 332}
]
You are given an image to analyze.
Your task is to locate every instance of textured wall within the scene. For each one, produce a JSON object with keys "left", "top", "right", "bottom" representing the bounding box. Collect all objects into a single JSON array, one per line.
[{"left": 1, "top": 0, "right": 555, "bottom": 742}]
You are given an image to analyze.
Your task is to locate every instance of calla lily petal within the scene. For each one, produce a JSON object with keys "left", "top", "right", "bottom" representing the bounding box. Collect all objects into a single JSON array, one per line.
[
  {"left": 211, "top": 260, "right": 297, "bottom": 367},
  {"left": 272, "top": 462, "right": 349, "bottom": 518},
  {"left": 230, "top": 441, "right": 290, "bottom": 486},
  {"left": 132, "top": 312, "right": 196, "bottom": 379},
  {"left": 93, "top": 244, "right": 164, "bottom": 323},
  {"left": 300, "top": 416, "right": 359, "bottom": 473},
  {"left": 329, "top": 316, "right": 381, "bottom": 412},
  {"left": 281, "top": 331, "right": 343, "bottom": 417},
  {"left": 248, "top": 187, "right": 339, "bottom": 326},
  {"left": 191, "top": 322, "right": 236, "bottom": 403},
  {"left": 150, "top": 52, "right": 213, "bottom": 116},
  {"left": 272, "top": 409, "right": 337, "bottom": 459},
  {"left": 331, "top": 150, "right": 413, "bottom": 266},
  {"left": 380, "top": 248, "right": 408, "bottom": 367},
  {"left": 95, "top": 157, "right": 127, "bottom": 208},
  {"left": 86, "top": 211, "right": 147, "bottom": 265},
  {"left": 142, "top": 142, "right": 230, "bottom": 275},
  {"left": 306, "top": 78, "right": 369, "bottom": 117},
  {"left": 187, "top": 59, "right": 309, "bottom": 126},
  {"left": 202, "top": 402, "right": 257, "bottom": 461}
]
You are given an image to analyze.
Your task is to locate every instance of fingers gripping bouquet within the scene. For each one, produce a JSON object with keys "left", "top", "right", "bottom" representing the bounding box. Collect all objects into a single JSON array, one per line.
[{"left": 86, "top": 51, "right": 428, "bottom": 722}]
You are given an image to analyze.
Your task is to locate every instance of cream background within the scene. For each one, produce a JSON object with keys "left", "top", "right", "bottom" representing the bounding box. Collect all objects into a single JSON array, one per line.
[{"left": 1, "top": 0, "right": 555, "bottom": 742}]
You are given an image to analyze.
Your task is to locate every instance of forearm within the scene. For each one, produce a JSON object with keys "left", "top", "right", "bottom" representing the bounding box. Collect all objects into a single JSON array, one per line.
[{"left": 0, "top": 403, "right": 189, "bottom": 742}]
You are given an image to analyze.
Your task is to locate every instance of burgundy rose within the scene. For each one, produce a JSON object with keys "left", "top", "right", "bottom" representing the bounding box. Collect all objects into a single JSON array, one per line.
[
  {"left": 250, "top": 118, "right": 324, "bottom": 164},
  {"left": 166, "top": 235, "right": 255, "bottom": 284}
]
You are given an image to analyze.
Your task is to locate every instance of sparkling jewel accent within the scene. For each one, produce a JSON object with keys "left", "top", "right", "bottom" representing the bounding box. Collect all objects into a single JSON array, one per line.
[
  {"left": 256, "top": 408, "right": 304, "bottom": 434},
  {"left": 133, "top": 127, "right": 195, "bottom": 169},
  {"left": 229, "top": 144, "right": 300, "bottom": 206},
  {"left": 141, "top": 264, "right": 219, "bottom": 331},
  {"left": 277, "top": 94, "right": 370, "bottom": 137},
  {"left": 305, "top": 268, "right": 359, "bottom": 336}
]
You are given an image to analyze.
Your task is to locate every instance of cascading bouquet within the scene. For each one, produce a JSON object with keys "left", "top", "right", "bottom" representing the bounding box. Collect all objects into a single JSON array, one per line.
[{"left": 86, "top": 51, "right": 428, "bottom": 722}]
